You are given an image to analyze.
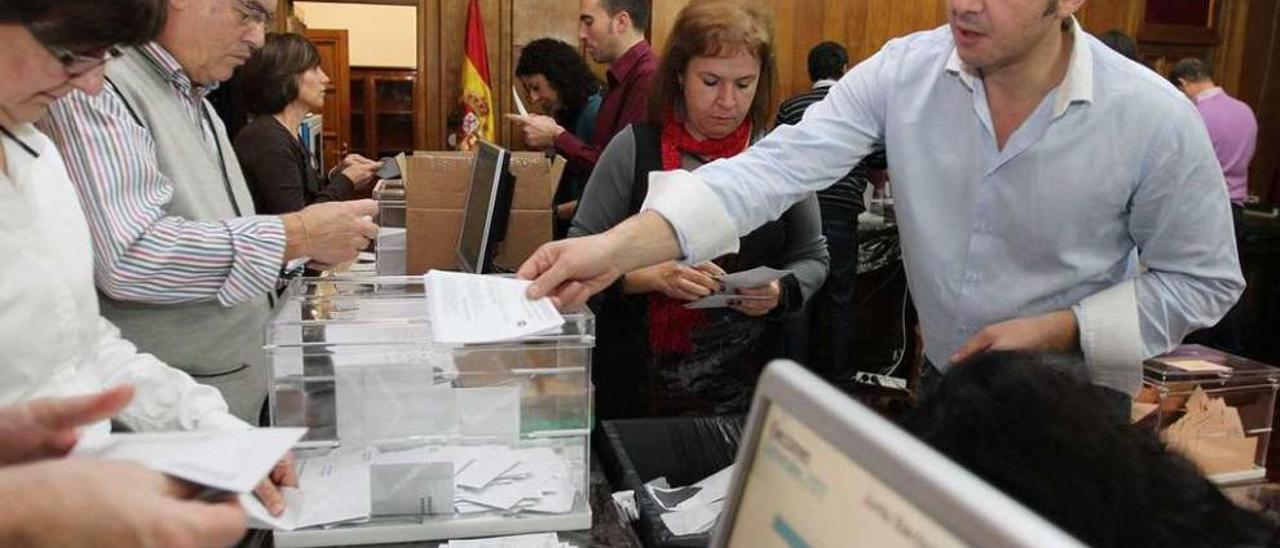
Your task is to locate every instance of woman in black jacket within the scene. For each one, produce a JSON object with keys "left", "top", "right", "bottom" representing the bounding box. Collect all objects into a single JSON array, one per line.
[{"left": 234, "top": 33, "right": 377, "bottom": 215}]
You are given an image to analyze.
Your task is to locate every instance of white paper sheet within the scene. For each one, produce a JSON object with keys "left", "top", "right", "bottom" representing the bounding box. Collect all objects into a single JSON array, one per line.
[
  {"left": 659, "top": 500, "right": 725, "bottom": 536},
  {"left": 455, "top": 452, "right": 521, "bottom": 490},
  {"left": 512, "top": 86, "right": 530, "bottom": 116},
  {"left": 245, "top": 445, "right": 376, "bottom": 531},
  {"left": 447, "top": 532, "right": 564, "bottom": 548},
  {"left": 71, "top": 428, "right": 305, "bottom": 494},
  {"left": 425, "top": 271, "right": 563, "bottom": 344},
  {"left": 717, "top": 266, "right": 793, "bottom": 290}
]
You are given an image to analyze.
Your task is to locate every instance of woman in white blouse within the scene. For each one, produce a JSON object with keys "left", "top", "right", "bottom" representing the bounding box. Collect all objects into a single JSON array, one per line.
[{"left": 0, "top": 1, "right": 289, "bottom": 543}]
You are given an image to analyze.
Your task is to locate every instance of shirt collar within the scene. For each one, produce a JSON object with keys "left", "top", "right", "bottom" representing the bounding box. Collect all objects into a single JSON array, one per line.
[
  {"left": 1195, "top": 86, "right": 1225, "bottom": 102},
  {"left": 0, "top": 124, "right": 44, "bottom": 158},
  {"left": 607, "top": 40, "right": 652, "bottom": 87},
  {"left": 812, "top": 79, "right": 838, "bottom": 89},
  {"left": 136, "top": 42, "right": 219, "bottom": 99},
  {"left": 944, "top": 17, "right": 1094, "bottom": 118}
]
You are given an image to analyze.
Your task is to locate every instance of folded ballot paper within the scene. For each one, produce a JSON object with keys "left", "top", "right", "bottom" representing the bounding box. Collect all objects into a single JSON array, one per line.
[
  {"left": 684, "top": 267, "right": 793, "bottom": 310},
  {"left": 70, "top": 428, "right": 306, "bottom": 494},
  {"left": 425, "top": 270, "right": 564, "bottom": 344}
]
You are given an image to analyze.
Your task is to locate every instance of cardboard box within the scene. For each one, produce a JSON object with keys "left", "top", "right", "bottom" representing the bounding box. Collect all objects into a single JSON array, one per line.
[{"left": 401, "top": 151, "right": 565, "bottom": 274}]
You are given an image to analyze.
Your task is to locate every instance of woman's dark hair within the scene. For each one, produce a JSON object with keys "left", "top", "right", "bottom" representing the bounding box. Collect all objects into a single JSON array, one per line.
[
  {"left": 650, "top": 0, "right": 775, "bottom": 132},
  {"left": 905, "top": 351, "right": 1276, "bottom": 548},
  {"left": 239, "top": 32, "right": 323, "bottom": 116},
  {"left": 515, "top": 38, "right": 601, "bottom": 124},
  {"left": 1, "top": 0, "right": 167, "bottom": 51}
]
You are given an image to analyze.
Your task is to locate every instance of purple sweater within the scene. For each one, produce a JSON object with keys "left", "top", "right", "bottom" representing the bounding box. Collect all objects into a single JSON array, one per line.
[{"left": 1195, "top": 88, "right": 1258, "bottom": 204}]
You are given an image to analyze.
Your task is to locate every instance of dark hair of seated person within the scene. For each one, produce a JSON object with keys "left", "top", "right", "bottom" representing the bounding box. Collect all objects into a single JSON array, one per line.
[
  {"left": 239, "top": 32, "right": 321, "bottom": 116},
  {"left": 902, "top": 351, "right": 1276, "bottom": 548},
  {"left": 0, "top": 0, "right": 167, "bottom": 50}
]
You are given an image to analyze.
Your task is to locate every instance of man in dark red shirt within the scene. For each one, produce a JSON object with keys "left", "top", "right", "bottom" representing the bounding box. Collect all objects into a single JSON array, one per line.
[{"left": 509, "top": 0, "right": 657, "bottom": 181}]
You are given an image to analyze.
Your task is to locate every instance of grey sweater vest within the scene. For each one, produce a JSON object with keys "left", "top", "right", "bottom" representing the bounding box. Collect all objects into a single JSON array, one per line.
[{"left": 99, "top": 47, "right": 270, "bottom": 422}]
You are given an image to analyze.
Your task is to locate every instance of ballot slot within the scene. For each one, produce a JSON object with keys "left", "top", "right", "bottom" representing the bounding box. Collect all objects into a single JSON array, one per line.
[
  {"left": 1137, "top": 344, "right": 1280, "bottom": 485},
  {"left": 264, "top": 276, "right": 595, "bottom": 546}
]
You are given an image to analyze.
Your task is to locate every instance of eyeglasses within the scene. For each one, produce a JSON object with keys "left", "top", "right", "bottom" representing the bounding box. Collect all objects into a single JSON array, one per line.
[
  {"left": 231, "top": 0, "right": 275, "bottom": 29},
  {"left": 26, "top": 24, "right": 122, "bottom": 77}
]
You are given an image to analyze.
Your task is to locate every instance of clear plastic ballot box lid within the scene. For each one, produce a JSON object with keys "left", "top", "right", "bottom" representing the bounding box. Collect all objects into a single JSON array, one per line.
[{"left": 262, "top": 276, "right": 595, "bottom": 546}]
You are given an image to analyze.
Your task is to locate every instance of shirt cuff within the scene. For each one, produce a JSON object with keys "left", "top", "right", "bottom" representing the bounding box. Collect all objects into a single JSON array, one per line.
[
  {"left": 196, "top": 411, "right": 253, "bottom": 431},
  {"left": 216, "top": 215, "right": 287, "bottom": 307},
  {"left": 641, "top": 170, "right": 740, "bottom": 264},
  {"left": 1072, "top": 279, "right": 1144, "bottom": 396}
]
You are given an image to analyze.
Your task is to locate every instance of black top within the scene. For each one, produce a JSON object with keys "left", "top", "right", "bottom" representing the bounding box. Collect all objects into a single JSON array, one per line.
[{"left": 233, "top": 115, "right": 355, "bottom": 214}]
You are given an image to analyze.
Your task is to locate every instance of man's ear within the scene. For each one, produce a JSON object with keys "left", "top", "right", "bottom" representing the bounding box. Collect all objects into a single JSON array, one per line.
[{"left": 614, "top": 10, "right": 633, "bottom": 35}]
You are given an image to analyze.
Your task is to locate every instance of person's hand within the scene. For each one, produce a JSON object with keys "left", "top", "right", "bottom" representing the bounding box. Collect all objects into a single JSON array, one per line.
[
  {"left": 731, "top": 280, "right": 781, "bottom": 316},
  {"left": 519, "top": 233, "right": 623, "bottom": 308},
  {"left": 284, "top": 200, "right": 380, "bottom": 265},
  {"left": 505, "top": 113, "right": 564, "bottom": 150},
  {"left": 949, "top": 310, "right": 1080, "bottom": 364},
  {"left": 341, "top": 162, "right": 379, "bottom": 192},
  {"left": 0, "top": 385, "right": 133, "bottom": 466},
  {"left": 251, "top": 452, "right": 298, "bottom": 517},
  {"left": 625, "top": 261, "right": 722, "bottom": 301},
  {"left": 0, "top": 459, "right": 246, "bottom": 547},
  {"left": 333, "top": 153, "right": 378, "bottom": 174}
]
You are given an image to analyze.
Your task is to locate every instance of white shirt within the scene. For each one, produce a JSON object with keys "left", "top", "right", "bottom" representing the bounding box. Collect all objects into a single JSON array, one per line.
[
  {"left": 0, "top": 124, "right": 247, "bottom": 434},
  {"left": 642, "top": 22, "right": 1243, "bottom": 395}
]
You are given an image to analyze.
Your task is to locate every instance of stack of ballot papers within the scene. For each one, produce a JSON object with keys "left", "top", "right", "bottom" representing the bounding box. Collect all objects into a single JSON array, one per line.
[
  {"left": 425, "top": 270, "right": 564, "bottom": 344},
  {"left": 248, "top": 443, "right": 582, "bottom": 531},
  {"left": 71, "top": 428, "right": 305, "bottom": 495},
  {"left": 646, "top": 465, "right": 735, "bottom": 536},
  {"left": 446, "top": 532, "right": 571, "bottom": 548}
]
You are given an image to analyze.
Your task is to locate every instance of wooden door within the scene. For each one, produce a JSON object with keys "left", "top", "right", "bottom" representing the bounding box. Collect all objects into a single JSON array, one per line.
[{"left": 304, "top": 28, "right": 351, "bottom": 172}]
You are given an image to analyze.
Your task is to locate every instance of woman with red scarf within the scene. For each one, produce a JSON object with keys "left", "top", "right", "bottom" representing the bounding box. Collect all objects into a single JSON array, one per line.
[{"left": 570, "top": 1, "right": 828, "bottom": 419}]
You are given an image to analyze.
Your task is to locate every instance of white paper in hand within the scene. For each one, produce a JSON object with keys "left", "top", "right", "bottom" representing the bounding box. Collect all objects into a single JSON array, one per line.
[
  {"left": 71, "top": 428, "right": 305, "bottom": 493},
  {"left": 512, "top": 86, "right": 530, "bottom": 116},
  {"left": 717, "top": 266, "right": 792, "bottom": 290},
  {"left": 425, "top": 270, "right": 563, "bottom": 344}
]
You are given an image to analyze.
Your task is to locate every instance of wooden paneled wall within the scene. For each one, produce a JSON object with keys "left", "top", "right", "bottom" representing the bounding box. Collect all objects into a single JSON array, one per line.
[{"left": 651, "top": 0, "right": 947, "bottom": 127}]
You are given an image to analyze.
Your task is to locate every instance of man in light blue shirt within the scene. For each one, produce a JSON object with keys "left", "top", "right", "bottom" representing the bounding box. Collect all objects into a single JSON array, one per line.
[{"left": 518, "top": 0, "right": 1243, "bottom": 396}]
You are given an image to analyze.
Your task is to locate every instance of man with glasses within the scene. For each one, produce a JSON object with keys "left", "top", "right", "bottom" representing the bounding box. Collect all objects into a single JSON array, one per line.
[{"left": 38, "top": 0, "right": 379, "bottom": 437}]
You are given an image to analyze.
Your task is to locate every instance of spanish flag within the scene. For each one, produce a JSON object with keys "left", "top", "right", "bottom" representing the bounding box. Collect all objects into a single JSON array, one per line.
[{"left": 458, "top": 0, "right": 494, "bottom": 150}]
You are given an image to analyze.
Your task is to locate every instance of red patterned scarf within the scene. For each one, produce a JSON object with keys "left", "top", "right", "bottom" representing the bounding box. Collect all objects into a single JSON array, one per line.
[{"left": 648, "top": 108, "right": 752, "bottom": 356}]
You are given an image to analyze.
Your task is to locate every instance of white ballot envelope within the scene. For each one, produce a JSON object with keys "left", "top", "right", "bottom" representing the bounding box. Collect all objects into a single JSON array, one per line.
[{"left": 72, "top": 428, "right": 306, "bottom": 494}]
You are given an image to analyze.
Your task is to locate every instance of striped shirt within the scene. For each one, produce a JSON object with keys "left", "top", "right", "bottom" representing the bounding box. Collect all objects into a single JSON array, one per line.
[
  {"left": 38, "top": 42, "right": 286, "bottom": 307},
  {"left": 773, "top": 80, "right": 874, "bottom": 220}
]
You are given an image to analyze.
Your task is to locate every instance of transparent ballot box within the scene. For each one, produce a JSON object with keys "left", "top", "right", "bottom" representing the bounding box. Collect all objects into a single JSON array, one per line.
[
  {"left": 266, "top": 276, "right": 594, "bottom": 546},
  {"left": 1137, "top": 345, "right": 1280, "bottom": 485}
]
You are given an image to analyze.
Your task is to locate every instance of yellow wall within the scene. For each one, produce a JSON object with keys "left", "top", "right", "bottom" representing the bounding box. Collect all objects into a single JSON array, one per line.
[{"left": 295, "top": 2, "right": 417, "bottom": 68}]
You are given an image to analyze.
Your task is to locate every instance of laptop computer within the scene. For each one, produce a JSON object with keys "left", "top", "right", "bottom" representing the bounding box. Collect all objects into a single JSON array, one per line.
[{"left": 710, "top": 360, "right": 1084, "bottom": 547}]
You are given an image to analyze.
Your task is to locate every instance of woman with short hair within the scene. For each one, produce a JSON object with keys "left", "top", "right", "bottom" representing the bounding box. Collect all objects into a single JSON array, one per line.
[{"left": 234, "top": 32, "right": 379, "bottom": 215}]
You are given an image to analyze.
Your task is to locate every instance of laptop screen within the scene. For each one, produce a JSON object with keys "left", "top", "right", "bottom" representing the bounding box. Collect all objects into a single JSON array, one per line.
[
  {"left": 713, "top": 361, "right": 1081, "bottom": 548},
  {"left": 723, "top": 402, "right": 968, "bottom": 548}
]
